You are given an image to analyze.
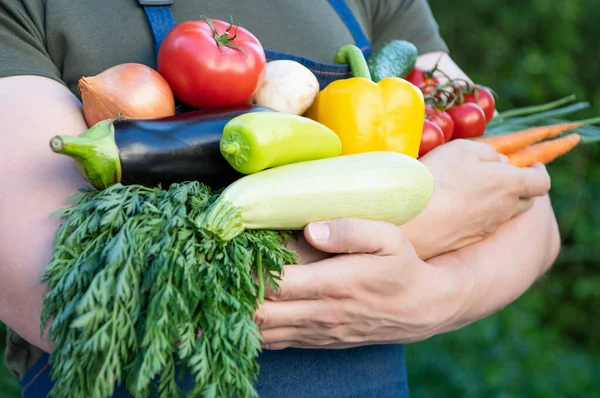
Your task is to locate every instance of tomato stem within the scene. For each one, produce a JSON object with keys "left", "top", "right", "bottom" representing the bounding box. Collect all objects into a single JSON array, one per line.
[{"left": 202, "top": 17, "right": 248, "bottom": 58}]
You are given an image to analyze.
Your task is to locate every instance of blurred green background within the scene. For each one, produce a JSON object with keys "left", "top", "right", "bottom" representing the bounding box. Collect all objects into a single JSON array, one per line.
[
  {"left": 1, "top": 0, "right": 599, "bottom": 396},
  {"left": 406, "top": 0, "right": 600, "bottom": 397}
]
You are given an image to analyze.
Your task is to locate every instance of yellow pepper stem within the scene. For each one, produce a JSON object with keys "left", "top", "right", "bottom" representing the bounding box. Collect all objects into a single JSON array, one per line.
[{"left": 333, "top": 45, "right": 372, "bottom": 81}]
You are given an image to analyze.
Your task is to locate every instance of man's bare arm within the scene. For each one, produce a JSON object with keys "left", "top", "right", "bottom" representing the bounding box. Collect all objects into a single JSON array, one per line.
[
  {"left": 255, "top": 195, "right": 561, "bottom": 349},
  {"left": 416, "top": 51, "right": 500, "bottom": 117},
  {"left": 416, "top": 51, "right": 473, "bottom": 83},
  {"left": 430, "top": 194, "right": 561, "bottom": 333},
  {"left": 0, "top": 76, "right": 89, "bottom": 352}
]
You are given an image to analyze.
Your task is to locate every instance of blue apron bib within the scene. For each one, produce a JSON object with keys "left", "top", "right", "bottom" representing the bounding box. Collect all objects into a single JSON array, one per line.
[{"left": 21, "top": 1, "right": 410, "bottom": 396}]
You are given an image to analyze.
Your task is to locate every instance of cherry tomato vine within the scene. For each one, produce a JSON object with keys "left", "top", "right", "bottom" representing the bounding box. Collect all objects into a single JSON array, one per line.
[{"left": 405, "top": 60, "right": 499, "bottom": 156}]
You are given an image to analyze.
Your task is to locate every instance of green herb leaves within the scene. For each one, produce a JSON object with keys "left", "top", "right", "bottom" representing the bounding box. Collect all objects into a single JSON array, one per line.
[{"left": 40, "top": 182, "right": 298, "bottom": 398}]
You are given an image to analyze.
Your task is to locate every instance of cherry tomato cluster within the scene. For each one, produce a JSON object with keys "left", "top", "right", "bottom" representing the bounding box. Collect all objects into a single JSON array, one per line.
[{"left": 405, "top": 67, "right": 497, "bottom": 157}]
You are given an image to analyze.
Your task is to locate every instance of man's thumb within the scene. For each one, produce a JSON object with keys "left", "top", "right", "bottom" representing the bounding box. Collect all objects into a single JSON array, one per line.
[{"left": 304, "top": 218, "right": 404, "bottom": 256}]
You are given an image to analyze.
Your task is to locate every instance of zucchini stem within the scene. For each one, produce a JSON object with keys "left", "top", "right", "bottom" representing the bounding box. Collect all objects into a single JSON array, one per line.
[
  {"left": 49, "top": 119, "right": 122, "bottom": 190},
  {"left": 334, "top": 44, "right": 372, "bottom": 81},
  {"left": 199, "top": 198, "right": 245, "bottom": 241}
]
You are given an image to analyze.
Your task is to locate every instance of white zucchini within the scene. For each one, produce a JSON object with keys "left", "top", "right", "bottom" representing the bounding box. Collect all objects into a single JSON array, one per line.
[{"left": 201, "top": 151, "right": 435, "bottom": 241}]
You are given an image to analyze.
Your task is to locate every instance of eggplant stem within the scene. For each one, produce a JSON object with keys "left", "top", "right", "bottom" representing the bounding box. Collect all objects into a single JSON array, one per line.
[
  {"left": 49, "top": 119, "right": 122, "bottom": 190},
  {"left": 50, "top": 137, "right": 65, "bottom": 151}
]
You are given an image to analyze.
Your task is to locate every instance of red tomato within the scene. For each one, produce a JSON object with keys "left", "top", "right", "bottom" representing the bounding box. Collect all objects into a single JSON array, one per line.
[
  {"left": 425, "top": 106, "right": 455, "bottom": 142},
  {"left": 463, "top": 86, "right": 496, "bottom": 122},
  {"left": 157, "top": 19, "right": 266, "bottom": 109},
  {"left": 405, "top": 67, "right": 439, "bottom": 94},
  {"left": 419, "top": 119, "right": 446, "bottom": 157},
  {"left": 446, "top": 103, "right": 487, "bottom": 139}
]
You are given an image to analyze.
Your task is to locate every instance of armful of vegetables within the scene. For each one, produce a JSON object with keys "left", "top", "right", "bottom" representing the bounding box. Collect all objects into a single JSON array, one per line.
[
  {"left": 43, "top": 116, "right": 435, "bottom": 398},
  {"left": 42, "top": 15, "right": 441, "bottom": 397}
]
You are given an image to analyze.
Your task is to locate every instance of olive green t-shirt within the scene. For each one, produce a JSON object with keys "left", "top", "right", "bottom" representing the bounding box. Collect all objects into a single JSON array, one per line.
[{"left": 1, "top": 0, "right": 448, "bottom": 382}]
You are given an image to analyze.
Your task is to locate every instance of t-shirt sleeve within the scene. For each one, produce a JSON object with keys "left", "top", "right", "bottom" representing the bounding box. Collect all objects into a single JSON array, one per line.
[
  {"left": 0, "top": 0, "right": 63, "bottom": 83},
  {"left": 368, "top": 0, "right": 449, "bottom": 54}
]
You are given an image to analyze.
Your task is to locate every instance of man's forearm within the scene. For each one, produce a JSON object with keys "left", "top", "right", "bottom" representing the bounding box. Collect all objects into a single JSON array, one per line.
[
  {"left": 416, "top": 51, "right": 500, "bottom": 117},
  {"left": 0, "top": 76, "right": 89, "bottom": 352},
  {"left": 416, "top": 51, "right": 473, "bottom": 83},
  {"left": 429, "top": 195, "right": 561, "bottom": 333}
]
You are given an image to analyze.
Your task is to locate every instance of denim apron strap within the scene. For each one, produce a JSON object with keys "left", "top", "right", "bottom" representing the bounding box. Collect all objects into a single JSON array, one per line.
[
  {"left": 138, "top": 0, "right": 177, "bottom": 57},
  {"left": 327, "top": 0, "right": 373, "bottom": 59}
]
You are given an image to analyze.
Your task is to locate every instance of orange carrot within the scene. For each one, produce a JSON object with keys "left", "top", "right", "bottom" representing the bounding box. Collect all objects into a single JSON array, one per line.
[
  {"left": 507, "top": 133, "right": 581, "bottom": 168},
  {"left": 474, "top": 122, "right": 583, "bottom": 154}
]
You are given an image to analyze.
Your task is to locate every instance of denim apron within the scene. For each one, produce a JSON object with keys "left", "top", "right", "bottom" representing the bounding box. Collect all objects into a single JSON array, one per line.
[{"left": 20, "top": 1, "right": 410, "bottom": 396}]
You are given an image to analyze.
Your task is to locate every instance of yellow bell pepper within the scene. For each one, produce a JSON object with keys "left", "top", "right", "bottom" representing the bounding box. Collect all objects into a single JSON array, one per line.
[{"left": 305, "top": 45, "right": 424, "bottom": 158}]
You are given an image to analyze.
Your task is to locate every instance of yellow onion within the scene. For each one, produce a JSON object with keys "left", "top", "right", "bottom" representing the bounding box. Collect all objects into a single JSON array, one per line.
[{"left": 78, "top": 63, "right": 176, "bottom": 127}]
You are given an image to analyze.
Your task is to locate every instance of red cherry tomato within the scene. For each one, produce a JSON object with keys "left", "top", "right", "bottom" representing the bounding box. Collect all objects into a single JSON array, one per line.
[
  {"left": 157, "top": 19, "right": 266, "bottom": 109},
  {"left": 405, "top": 67, "right": 439, "bottom": 94},
  {"left": 463, "top": 86, "right": 496, "bottom": 122},
  {"left": 446, "top": 103, "right": 487, "bottom": 139},
  {"left": 419, "top": 119, "right": 446, "bottom": 157},
  {"left": 425, "top": 105, "right": 455, "bottom": 142}
]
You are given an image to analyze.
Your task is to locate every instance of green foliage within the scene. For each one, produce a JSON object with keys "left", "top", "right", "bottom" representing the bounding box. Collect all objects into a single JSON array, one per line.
[{"left": 406, "top": 0, "right": 600, "bottom": 396}]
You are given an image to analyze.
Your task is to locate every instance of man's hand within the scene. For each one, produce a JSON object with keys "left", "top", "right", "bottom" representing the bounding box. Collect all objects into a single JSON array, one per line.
[
  {"left": 261, "top": 193, "right": 559, "bottom": 351},
  {"left": 256, "top": 218, "right": 466, "bottom": 350},
  {"left": 401, "top": 139, "right": 551, "bottom": 259}
]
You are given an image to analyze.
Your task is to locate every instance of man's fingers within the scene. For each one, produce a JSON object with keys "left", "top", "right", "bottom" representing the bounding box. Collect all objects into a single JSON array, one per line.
[
  {"left": 260, "top": 328, "right": 303, "bottom": 347},
  {"left": 254, "top": 299, "right": 323, "bottom": 331},
  {"left": 489, "top": 161, "right": 551, "bottom": 199},
  {"left": 471, "top": 141, "right": 507, "bottom": 163},
  {"left": 262, "top": 263, "right": 334, "bottom": 301},
  {"left": 262, "top": 338, "right": 362, "bottom": 350},
  {"left": 514, "top": 162, "right": 551, "bottom": 198},
  {"left": 304, "top": 218, "right": 405, "bottom": 256},
  {"left": 513, "top": 198, "right": 535, "bottom": 218}
]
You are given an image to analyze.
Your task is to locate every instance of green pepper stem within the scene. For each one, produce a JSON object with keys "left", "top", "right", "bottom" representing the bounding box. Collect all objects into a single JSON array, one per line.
[
  {"left": 333, "top": 44, "right": 372, "bottom": 80},
  {"left": 221, "top": 142, "right": 241, "bottom": 156},
  {"left": 49, "top": 119, "right": 121, "bottom": 190}
]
